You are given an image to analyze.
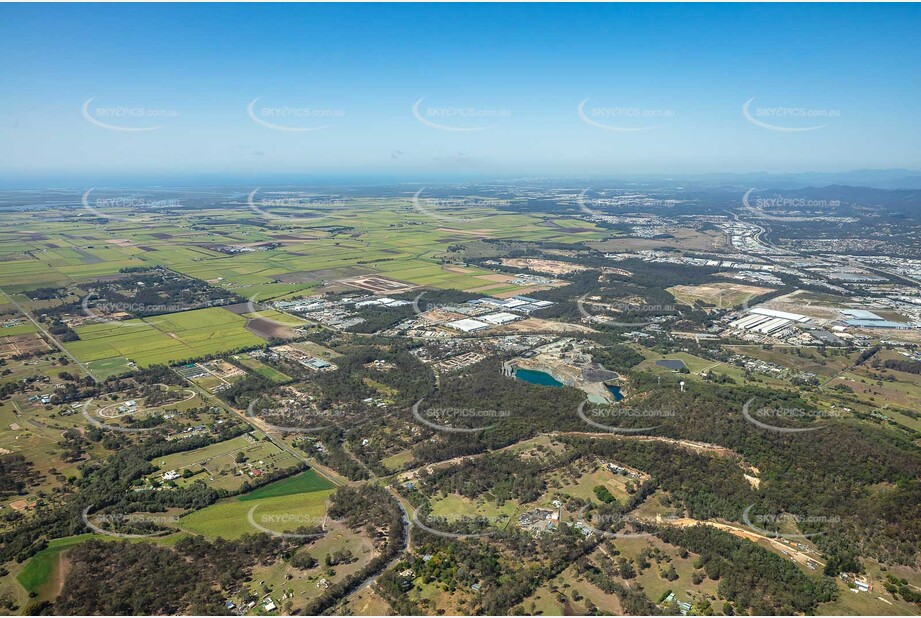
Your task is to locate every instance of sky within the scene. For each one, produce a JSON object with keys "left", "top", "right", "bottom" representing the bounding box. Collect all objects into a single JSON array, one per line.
[{"left": 1, "top": 3, "right": 919, "bottom": 183}]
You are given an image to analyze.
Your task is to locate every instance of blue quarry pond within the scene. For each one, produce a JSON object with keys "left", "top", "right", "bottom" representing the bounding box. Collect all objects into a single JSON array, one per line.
[
  {"left": 514, "top": 368, "right": 564, "bottom": 387},
  {"left": 606, "top": 384, "right": 624, "bottom": 401}
]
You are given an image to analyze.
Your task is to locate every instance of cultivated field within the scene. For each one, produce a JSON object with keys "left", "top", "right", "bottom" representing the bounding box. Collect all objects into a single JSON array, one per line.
[
  {"left": 180, "top": 486, "right": 334, "bottom": 539},
  {"left": 65, "top": 306, "right": 264, "bottom": 368}
]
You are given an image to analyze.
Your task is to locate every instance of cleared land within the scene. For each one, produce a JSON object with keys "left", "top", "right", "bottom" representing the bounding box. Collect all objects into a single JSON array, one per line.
[
  {"left": 179, "top": 471, "right": 334, "bottom": 539},
  {"left": 65, "top": 306, "right": 264, "bottom": 367},
  {"left": 668, "top": 282, "right": 774, "bottom": 309},
  {"left": 149, "top": 433, "right": 302, "bottom": 491}
]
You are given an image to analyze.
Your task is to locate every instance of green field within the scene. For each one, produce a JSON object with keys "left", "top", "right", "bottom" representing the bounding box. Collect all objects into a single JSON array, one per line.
[
  {"left": 236, "top": 356, "right": 293, "bottom": 383},
  {"left": 547, "top": 465, "right": 635, "bottom": 505},
  {"left": 381, "top": 448, "right": 414, "bottom": 472},
  {"left": 636, "top": 350, "right": 718, "bottom": 374},
  {"left": 149, "top": 433, "right": 301, "bottom": 491},
  {"left": 180, "top": 488, "right": 334, "bottom": 539},
  {"left": 179, "top": 468, "right": 336, "bottom": 539},
  {"left": 239, "top": 469, "right": 335, "bottom": 501},
  {"left": 85, "top": 356, "right": 135, "bottom": 379},
  {"left": 428, "top": 493, "right": 519, "bottom": 528},
  {"left": 16, "top": 535, "right": 94, "bottom": 595},
  {"left": 15, "top": 533, "right": 183, "bottom": 600},
  {"left": 242, "top": 308, "right": 309, "bottom": 327},
  {"left": 0, "top": 323, "right": 39, "bottom": 336},
  {"left": 153, "top": 434, "right": 260, "bottom": 471},
  {"left": 65, "top": 306, "right": 264, "bottom": 367}
]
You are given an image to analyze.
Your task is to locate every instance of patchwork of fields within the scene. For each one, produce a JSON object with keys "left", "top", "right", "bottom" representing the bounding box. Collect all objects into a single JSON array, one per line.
[
  {"left": 1, "top": 197, "right": 606, "bottom": 379},
  {"left": 64, "top": 306, "right": 265, "bottom": 368},
  {"left": 1, "top": 197, "right": 605, "bottom": 303}
]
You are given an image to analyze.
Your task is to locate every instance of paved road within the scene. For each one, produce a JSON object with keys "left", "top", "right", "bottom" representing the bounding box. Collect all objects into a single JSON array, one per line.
[
  {"left": 345, "top": 485, "right": 411, "bottom": 597},
  {"left": 0, "top": 286, "right": 98, "bottom": 382},
  {"left": 181, "top": 379, "right": 343, "bottom": 488}
]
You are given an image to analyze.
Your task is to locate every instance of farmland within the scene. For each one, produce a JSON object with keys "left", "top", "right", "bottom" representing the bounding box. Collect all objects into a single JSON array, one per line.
[
  {"left": 0, "top": 195, "right": 607, "bottom": 386},
  {"left": 64, "top": 306, "right": 265, "bottom": 368},
  {"left": 180, "top": 485, "right": 335, "bottom": 539},
  {"left": 5, "top": 3, "right": 921, "bottom": 615},
  {"left": 0, "top": 197, "right": 605, "bottom": 309},
  {"left": 238, "top": 470, "right": 335, "bottom": 501},
  {"left": 2, "top": 183, "right": 921, "bottom": 617},
  {"left": 235, "top": 356, "right": 293, "bottom": 383}
]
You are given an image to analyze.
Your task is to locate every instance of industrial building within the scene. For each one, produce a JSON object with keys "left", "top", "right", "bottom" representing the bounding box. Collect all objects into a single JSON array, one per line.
[
  {"left": 839, "top": 309, "right": 915, "bottom": 330},
  {"left": 728, "top": 306, "right": 810, "bottom": 337},
  {"left": 840, "top": 309, "right": 885, "bottom": 321},
  {"left": 749, "top": 307, "right": 810, "bottom": 322},
  {"left": 467, "top": 296, "right": 554, "bottom": 314},
  {"left": 480, "top": 312, "right": 520, "bottom": 325},
  {"left": 446, "top": 318, "right": 490, "bottom": 333},
  {"left": 845, "top": 319, "right": 913, "bottom": 329}
]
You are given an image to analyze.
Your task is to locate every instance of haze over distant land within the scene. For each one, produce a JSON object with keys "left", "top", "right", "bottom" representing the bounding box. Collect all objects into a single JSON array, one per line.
[{"left": 2, "top": 169, "right": 921, "bottom": 192}]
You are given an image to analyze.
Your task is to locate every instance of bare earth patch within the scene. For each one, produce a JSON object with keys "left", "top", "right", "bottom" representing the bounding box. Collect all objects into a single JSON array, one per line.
[
  {"left": 246, "top": 317, "right": 296, "bottom": 339},
  {"left": 501, "top": 257, "right": 587, "bottom": 275}
]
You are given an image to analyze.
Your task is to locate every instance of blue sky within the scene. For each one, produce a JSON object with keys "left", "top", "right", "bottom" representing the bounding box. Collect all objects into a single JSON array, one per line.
[{"left": 1, "top": 3, "right": 919, "bottom": 181}]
